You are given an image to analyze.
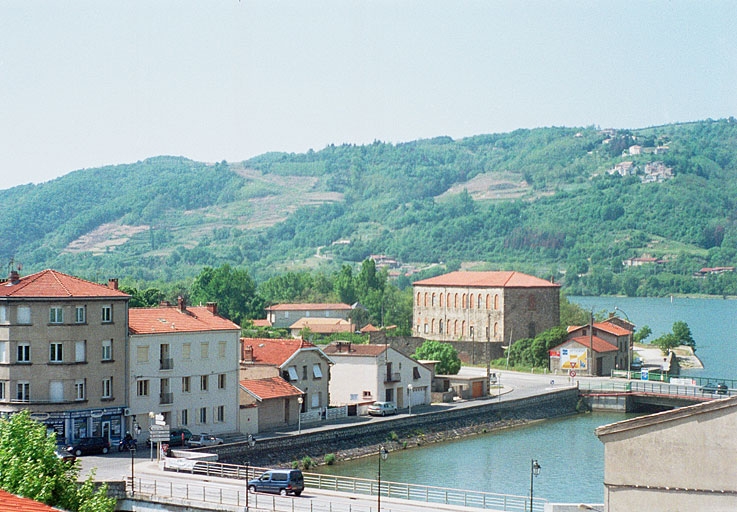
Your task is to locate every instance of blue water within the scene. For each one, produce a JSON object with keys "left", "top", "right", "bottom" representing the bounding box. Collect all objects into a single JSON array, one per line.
[
  {"left": 314, "top": 297, "right": 734, "bottom": 504},
  {"left": 570, "top": 296, "right": 737, "bottom": 379}
]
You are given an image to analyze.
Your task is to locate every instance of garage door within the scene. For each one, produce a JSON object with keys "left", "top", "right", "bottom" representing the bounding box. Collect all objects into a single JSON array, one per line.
[{"left": 410, "top": 386, "right": 426, "bottom": 406}]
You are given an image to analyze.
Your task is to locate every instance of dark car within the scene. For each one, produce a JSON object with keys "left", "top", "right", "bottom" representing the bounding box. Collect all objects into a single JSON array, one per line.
[
  {"left": 66, "top": 437, "right": 110, "bottom": 456},
  {"left": 55, "top": 448, "right": 77, "bottom": 463},
  {"left": 701, "top": 382, "right": 728, "bottom": 395},
  {"left": 146, "top": 428, "right": 192, "bottom": 447},
  {"left": 248, "top": 469, "right": 304, "bottom": 496}
]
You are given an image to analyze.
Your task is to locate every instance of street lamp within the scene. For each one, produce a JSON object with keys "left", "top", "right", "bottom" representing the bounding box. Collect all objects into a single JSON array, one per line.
[
  {"left": 297, "top": 396, "right": 303, "bottom": 434},
  {"left": 130, "top": 444, "right": 136, "bottom": 496},
  {"left": 529, "top": 459, "right": 541, "bottom": 512},
  {"left": 245, "top": 434, "right": 256, "bottom": 510},
  {"left": 377, "top": 446, "right": 388, "bottom": 512},
  {"left": 407, "top": 384, "right": 413, "bottom": 416}
]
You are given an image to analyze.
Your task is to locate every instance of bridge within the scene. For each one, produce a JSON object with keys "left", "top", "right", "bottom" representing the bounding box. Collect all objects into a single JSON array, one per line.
[{"left": 578, "top": 378, "right": 734, "bottom": 412}]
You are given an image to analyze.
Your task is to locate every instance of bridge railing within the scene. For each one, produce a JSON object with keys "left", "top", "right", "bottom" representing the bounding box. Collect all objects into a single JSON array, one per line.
[
  {"left": 163, "top": 459, "right": 547, "bottom": 512},
  {"left": 578, "top": 379, "right": 733, "bottom": 398}
]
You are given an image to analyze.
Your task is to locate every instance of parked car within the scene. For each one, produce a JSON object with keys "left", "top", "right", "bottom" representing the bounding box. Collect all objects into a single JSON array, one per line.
[
  {"left": 367, "top": 401, "right": 397, "bottom": 416},
  {"left": 145, "top": 428, "right": 193, "bottom": 447},
  {"left": 65, "top": 437, "right": 110, "bottom": 456},
  {"left": 186, "top": 433, "right": 224, "bottom": 447},
  {"left": 248, "top": 469, "right": 304, "bottom": 496},
  {"left": 701, "top": 382, "right": 728, "bottom": 395},
  {"left": 55, "top": 448, "right": 76, "bottom": 463}
]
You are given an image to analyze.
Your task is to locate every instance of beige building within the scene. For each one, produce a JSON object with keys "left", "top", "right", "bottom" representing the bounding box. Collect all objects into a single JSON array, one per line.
[
  {"left": 128, "top": 299, "right": 241, "bottom": 443},
  {"left": 412, "top": 271, "right": 560, "bottom": 344},
  {"left": 322, "top": 342, "right": 431, "bottom": 411},
  {"left": 596, "top": 396, "right": 737, "bottom": 511},
  {"left": 264, "top": 303, "right": 353, "bottom": 329},
  {"left": 240, "top": 337, "right": 333, "bottom": 415},
  {"left": 551, "top": 320, "right": 633, "bottom": 376},
  {"left": 0, "top": 269, "right": 129, "bottom": 444}
]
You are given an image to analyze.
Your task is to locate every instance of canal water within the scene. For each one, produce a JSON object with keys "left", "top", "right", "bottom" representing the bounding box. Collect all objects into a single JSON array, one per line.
[{"left": 314, "top": 297, "right": 735, "bottom": 504}]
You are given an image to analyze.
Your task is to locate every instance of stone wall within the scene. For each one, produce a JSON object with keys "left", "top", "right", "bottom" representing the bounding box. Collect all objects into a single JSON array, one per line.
[
  {"left": 368, "top": 332, "right": 506, "bottom": 365},
  {"left": 209, "top": 388, "right": 579, "bottom": 468}
]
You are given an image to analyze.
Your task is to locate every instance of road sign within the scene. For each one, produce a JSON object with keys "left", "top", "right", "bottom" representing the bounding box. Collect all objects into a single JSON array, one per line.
[
  {"left": 149, "top": 424, "right": 169, "bottom": 432},
  {"left": 569, "top": 370, "right": 576, "bottom": 378},
  {"left": 641, "top": 369, "right": 649, "bottom": 381}
]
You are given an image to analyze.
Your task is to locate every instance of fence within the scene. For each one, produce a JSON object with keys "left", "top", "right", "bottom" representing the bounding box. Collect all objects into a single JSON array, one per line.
[
  {"left": 579, "top": 379, "right": 733, "bottom": 398},
  {"left": 161, "top": 459, "right": 547, "bottom": 512}
]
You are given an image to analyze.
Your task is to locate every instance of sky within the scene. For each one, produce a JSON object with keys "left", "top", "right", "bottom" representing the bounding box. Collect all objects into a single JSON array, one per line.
[{"left": 1, "top": 1, "right": 736, "bottom": 190}]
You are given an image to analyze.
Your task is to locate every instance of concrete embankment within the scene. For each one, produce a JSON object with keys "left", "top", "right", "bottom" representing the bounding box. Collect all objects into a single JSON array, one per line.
[{"left": 208, "top": 387, "right": 580, "bottom": 468}]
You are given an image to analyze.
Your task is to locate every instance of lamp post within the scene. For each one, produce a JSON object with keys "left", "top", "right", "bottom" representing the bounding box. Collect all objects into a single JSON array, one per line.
[
  {"left": 245, "top": 434, "right": 256, "bottom": 510},
  {"left": 407, "top": 384, "right": 413, "bottom": 416},
  {"left": 377, "top": 446, "right": 388, "bottom": 512},
  {"left": 297, "top": 396, "right": 303, "bottom": 434},
  {"left": 615, "top": 306, "right": 633, "bottom": 378},
  {"left": 130, "top": 444, "right": 136, "bottom": 496},
  {"left": 529, "top": 459, "right": 541, "bottom": 512},
  {"left": 148, "top": 411, "right": 155, "bottom": 461}
]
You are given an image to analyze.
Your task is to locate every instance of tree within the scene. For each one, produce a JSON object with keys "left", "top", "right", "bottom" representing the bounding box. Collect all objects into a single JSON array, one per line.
[
  {"left": 633, "top": 325, "right": 652, "bottom": 344},
  {"left": 0, "top": 411, "right": 115, "bottom": 512},
  {"left": 413, "top": 340, "right": 461, "bottom": 375},
  {"left": 190, "top": 264, "right": 259, "bottom": 325},
  {"left": 672, "top": 321, "right": 696, "bottom": 351}
]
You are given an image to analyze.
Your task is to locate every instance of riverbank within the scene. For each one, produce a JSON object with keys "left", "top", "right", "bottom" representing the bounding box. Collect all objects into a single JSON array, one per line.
[{"left": 634, "top": 343, "right": 703, "bottom": 370}]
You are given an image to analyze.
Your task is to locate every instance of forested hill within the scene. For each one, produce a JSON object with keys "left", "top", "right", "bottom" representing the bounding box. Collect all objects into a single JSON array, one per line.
[{"left": 3, "top": 118, "right": 737, "bottom": 296}]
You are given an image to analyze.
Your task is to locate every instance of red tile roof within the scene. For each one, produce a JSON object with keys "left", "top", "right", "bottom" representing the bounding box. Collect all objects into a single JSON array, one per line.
[
  {"left": 568, "top": 321, "right": 632, "bottom": 337},
  {"left": 413, "top": 271, "right": 559, "bottom": 288},
  {"left": 265, "top": 303, "right": 352, "bottom": 311},
  {"left": 242, "top": 338, "right": 316, "bottom": 366},
  {"left": 129, "top": 305, "right": 240, "bottom": 334},
  {"left": 240, "top": 377, "right": 303, "bottom": 400},
  {"left": 252, "top": 319, "right": 271, "bottom": 327},
  {"left": 288, "top": 317, "right": 353, "bottom": 334},
  {"left": 557, "top": 336, "right": 618, "bottom": 353},
  {"left": 0, "top": 490, "right": 63, "bottom": 511},
  {"left": 322, "top": 343, "right": 388, "bottom": 356},
  {"left": 0, "top": 269, "right": 129, "bottom": 298}
]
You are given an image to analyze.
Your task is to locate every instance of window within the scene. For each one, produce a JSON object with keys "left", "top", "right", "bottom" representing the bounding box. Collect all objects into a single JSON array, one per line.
[
  {"left": 101, "top": 305, "right": 112, "bottom": 323},
  {"left": 302, "top": 365, "right": 308, "bottom": 380},
  {"left": 17, "top": 306, "right": 31, "bottom": 324},
  {"left": 17, "top": 382, "right": 29, "bottom": 402},
  {"left": 0, "top": 381, "right": 6, "bottom": 401},
  {"left": 413, "top": 366, "right": 421, "bottom": 379},
  {"left": 311, "top": 392, "right": 321, "bottom": 409},
  {"left": 287, "top": 367, "right": 298, "bottom": 381},
  {"left": 136, "top": 345, "right": 149, "bottom": 363},
  {"left": 101, "top": 340, "right": 112, "bottom": 361},
  {"left": 439, "top": 319, "right": 444, "bottom": 334},
  {"left": 17, "top": 342, "right": 30, "bottom": 363},
  {"left": 181, "top": 409, "right": 189, "bottom": 426},
  {"left": 218, "top": 373, "right": 226, "bottom": 389},
  {"left": 199, "top": 407, "right": 207, "bottom": 424},
  {"left": 137, "top": 379, "right": 149, "bottom": 397},
  {"left": 75, "top": 306, "right": 86, "bottom": 323},
  {"left": 0, "top": 341, "right": 7, "bottom": 363},
  {"left": 215, "top": 405, "right": 225, "bottom": 423},
  {"left": 102, "top": 378, "right": 112, "bottom": 399},
  {"left": 218, "top": 341, "right": 226, "bottom": 358},
  {"left": 75, "top": 340, "right": 86, "bottom": 362},
  {"left": 362, "top": 390, "right": 372, "bottom": 398},
  {"left": 200, "top": 375, "right": 208, "bottom": 391},
  {"left": 182, "top": 343, "right": 191, "bottom": 360},
  {"left": 75, "top": 380, "right": 85, "bottom": 400},
  {"left": 49, "top": 307, "right": 63, "bottom": 324},
  {"left": 312, "top": 364, "right": 322, "bottom": 379},
  {"left": 0, "top": 306, "right": 7, "bottom": 323},
  {"left": 49, "top": 381, "right": 63, "bottom": 402},
  {"left": 200, "top": 342, "right": 209, "bottom": 359},
  {"left": 182, "top": 376, "right": 191, "bottom": 393},
  {"left": 49, "top": 342, "right": 63, "bottom": 362}
]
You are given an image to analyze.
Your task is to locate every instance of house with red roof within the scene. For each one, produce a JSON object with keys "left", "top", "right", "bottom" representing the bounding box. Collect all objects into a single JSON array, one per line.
[
  {"left": 0, "top": 489, "right": 64, "bottom": 512},
  {"left": 550, "top": 319, "right": 633, "bottom": 376},
  {"left": 0, "top": 268, "right": 129, "bottom": 445},
  {"left": 322, "top": 342, "right": 431, "bottom": 412},
  {"left": 264, "top": 303, "right": 353, "bottom": 329},
  {"left": 412, "top": 271, "right": 560, "bottom": 345},
  {"left": 239, "top": 376, "right": 304, "bottom": 432},
  {"left": 128, "top": 297, "right": 241, "bottom": 442},
  {"left": 239, "top": 337, "right": 333, "bottom": 432}
]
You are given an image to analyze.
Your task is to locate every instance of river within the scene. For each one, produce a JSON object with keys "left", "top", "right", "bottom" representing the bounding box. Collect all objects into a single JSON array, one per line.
[{"left": 314, "top": 297, "right": 734, "bottom": 504}]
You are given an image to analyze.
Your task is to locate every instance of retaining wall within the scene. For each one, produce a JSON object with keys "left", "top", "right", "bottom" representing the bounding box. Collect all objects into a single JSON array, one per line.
[{"left": 208, "top": 388, "right": 580, "bottom": 467}]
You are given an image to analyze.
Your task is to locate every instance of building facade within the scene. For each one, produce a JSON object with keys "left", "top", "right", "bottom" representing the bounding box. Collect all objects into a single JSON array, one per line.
[
  {"left": 0, "top": 269, "right": 129, "bottom": 444},
  {"left": 322, "top": 342, "right": 431, "bottom": 410},
  {"left": 412, "top": 271, "right": 560, "bottom": 344},
  {"left": 128, "top": 299, "right": 241, "bottom": 443},
  {"left": 264, "top": 303, "right": 353, "bottom": 329}
]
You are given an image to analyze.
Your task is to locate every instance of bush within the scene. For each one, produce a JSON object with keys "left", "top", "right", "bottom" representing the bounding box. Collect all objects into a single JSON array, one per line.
[
  {"left": 324, "top": 453, "right": 336, "bottom": 465},
  {"left": 301, "top": 456, "right": 313, "bottom": 470}
]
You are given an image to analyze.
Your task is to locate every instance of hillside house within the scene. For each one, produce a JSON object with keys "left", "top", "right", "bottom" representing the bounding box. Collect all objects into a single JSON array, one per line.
[
  {"left": 128, "top": 299, "right": 241, "bottom": 443},
  {"left": 551, "top": 320, "right": 633, "bottom": 376},
  {"left": 322, "top": 342, "right": 431, "bottom": 412},
  {"left": 412, "top": 271, "right": 560, "bottom": 345},
  {"left": 0, "top": 269, "right": 130, "bottom": 445},
  {"left": 264, "top": 303, "right": 353, "bottom": 329}
]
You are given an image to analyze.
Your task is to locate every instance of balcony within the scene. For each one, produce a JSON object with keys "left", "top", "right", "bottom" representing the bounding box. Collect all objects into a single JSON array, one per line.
[
  {"left": 159, "top": 392, "right": 173, "bottom": 405},
  {"left": 384, "top": 372, "right": 401, "bottom": 383},
  {"left": 159, "top": 358, "right": 174, "bottom": 371}
]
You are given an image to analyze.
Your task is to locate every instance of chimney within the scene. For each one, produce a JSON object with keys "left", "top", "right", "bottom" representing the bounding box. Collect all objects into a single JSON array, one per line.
[
  {"left": 206, "top": 302, "right": 218, "bottom": 315},
  {"left": 241, "top": 341, "right": 254, "bottom": 362},
  {"left": 107, "top": 278, "right": 119, "bottom": 290},
  {"left": 8, "top": 269, "right": 20, "bottom": 284},
  {"left": 177, "top": 296, "right": 185, "bottom": 312}
]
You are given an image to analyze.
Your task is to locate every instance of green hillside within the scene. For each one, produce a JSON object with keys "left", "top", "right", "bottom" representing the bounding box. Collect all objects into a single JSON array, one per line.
[{"left": 3, "top": 119, "right": 737, "bottom": 296}]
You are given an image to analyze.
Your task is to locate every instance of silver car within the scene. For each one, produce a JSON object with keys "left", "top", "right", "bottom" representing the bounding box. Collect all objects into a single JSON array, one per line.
[
  {"left": 367, "top": 401, "right": 397, "bottom": 416},
  {"left": 187, "top": 433, "right": 224, "bottom": 447}
]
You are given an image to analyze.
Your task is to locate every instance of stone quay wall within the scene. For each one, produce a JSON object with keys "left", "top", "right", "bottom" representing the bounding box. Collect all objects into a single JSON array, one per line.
[
  {"left": 367, "top": 331, "right": 506, "bottom": 365},
  {"left": 209, "top": 388, "right": 579, "bottom": 468}
]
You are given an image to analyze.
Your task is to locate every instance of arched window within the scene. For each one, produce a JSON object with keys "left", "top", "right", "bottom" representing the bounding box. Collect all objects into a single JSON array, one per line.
[
  {"left": 528, "top": 295, "right": 536, "bottom": 310},
  {"left": 431, "top": 318, "right": 435, "bottom": 333},
  {"left": 453, "top": 320, "right": 458, "bottom": 336},
  {"left": 439, "top": 293, "right": 443, "bottom": 307},
  {"left": 424, "top": 292, "right": 428, "bottom": 307},
  {"left": 494, "top": 322, "right": 499, "bottom": 337},
  {"left": 447, "top": 293, "right": 452, "bottom": 307},
  {"left": 454, "top": 293, "right": 458, "bottom": 308},
  {"left": 439, "top": 319, "right": 444, "bottom": 334},
  {"left": 494, "top": 294, "right": 500, "bottom": 310},
  {"left": 431, "top": 293, "right": 436, "bottom": 307},
  {"left": 461, "top": 320, "right": 466, "bottom": 337},
  {"left": 462, "top": 294, "right": 467, "bottom": 308},
  {"left": 477, "top": 295, "right": 482, "bottom": 308},
  {"left": 416, "top": 292, "right": 421, "bottom": 306}
]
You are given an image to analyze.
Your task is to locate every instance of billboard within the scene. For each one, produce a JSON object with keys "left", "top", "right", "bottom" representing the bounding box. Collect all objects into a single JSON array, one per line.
[{"left": 560, "top": 347, "right": 587, "bottom": 370}]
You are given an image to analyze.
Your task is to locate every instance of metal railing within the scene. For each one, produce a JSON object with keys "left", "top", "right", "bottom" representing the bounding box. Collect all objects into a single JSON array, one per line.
[
  {"left": 579, "top": 379, "right": 733, "bottom": 398},
  {"left": 162, "top": 459, "right": 547, "bottom": 512},
  {"left": 159, "top": 392, "right": 173, "bottom": 405}
]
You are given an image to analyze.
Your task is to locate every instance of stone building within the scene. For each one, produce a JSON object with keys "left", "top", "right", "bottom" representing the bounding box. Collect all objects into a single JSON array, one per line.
[{"left": 412, "top": 271, "right": 560, "bottom": 344}]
